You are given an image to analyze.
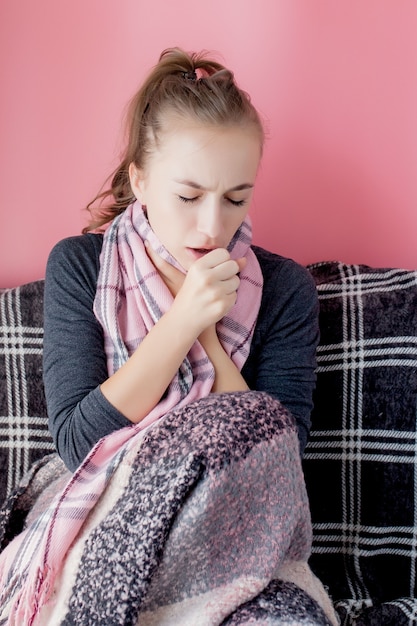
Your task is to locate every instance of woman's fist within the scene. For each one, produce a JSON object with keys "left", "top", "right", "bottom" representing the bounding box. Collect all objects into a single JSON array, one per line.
[{"left": 146, "top": 243, "right": 246, "bottom": 336}]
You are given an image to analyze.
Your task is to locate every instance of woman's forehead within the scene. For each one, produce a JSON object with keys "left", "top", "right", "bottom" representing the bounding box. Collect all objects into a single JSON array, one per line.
[{"left": 147, "top": 124, "right": 262, "bottom": 185}]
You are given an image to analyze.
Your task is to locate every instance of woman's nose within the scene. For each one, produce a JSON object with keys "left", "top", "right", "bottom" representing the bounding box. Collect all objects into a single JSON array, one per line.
[{"left": 197, "top": 202, "right": 222, "bottom": 239}]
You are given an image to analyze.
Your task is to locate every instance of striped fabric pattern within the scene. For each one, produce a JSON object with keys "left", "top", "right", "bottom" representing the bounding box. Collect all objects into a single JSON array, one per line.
[
  {"left": 0, "top": 282, "right": 53, "bottom": 508},
  {"left": 304, "top": 261, "right": 417, "bottom": 625}
]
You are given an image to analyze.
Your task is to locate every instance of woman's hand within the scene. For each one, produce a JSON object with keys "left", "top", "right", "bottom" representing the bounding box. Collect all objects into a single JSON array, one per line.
[
  {"left": 145, "top": 242, "right": 249, "bottom": 392},
  {"left": 146, "top": 243, "right": 246, "bottom": 336}
]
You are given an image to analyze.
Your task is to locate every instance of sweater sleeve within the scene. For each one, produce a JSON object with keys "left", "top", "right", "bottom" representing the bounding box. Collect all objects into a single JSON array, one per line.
[
  {"left": 43, "top": 234, "right": 132, "bottom": 472},
  {"left": 241, "top": 247, "right": 320, "bottom": 456}
]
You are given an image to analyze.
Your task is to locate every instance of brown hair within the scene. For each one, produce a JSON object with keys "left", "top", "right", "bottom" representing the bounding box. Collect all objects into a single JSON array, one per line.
[{"left": 83, "top": 47, "right": 264, "bottom": 233}]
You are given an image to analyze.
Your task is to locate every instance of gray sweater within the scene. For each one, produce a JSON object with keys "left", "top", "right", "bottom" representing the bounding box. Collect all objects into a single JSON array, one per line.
[{"left": 43, "top": 234, "right": 319, "bottom": 472}]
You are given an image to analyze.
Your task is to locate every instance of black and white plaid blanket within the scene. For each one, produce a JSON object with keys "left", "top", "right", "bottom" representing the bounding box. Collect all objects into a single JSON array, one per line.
[
  {"left": 0, "top": 282, "right": 53, "bottom": 509},
  {"left": 305, "top": 261, "right": 417, "bottom": 625}
]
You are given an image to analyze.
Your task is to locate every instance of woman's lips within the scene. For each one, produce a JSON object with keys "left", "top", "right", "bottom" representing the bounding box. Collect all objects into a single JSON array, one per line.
[{"left": 186, "top": 247, "right": 215, "bottom": 260}]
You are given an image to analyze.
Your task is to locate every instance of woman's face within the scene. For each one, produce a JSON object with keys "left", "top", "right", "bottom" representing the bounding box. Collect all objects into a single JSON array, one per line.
[{"left": 129, "top": 122, "right": 262, "bottom": 270}]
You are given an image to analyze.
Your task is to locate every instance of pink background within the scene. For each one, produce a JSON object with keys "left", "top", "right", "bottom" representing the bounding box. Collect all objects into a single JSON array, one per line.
[{"left": 1, "top": 0, "right": 416, "bottom": 288}]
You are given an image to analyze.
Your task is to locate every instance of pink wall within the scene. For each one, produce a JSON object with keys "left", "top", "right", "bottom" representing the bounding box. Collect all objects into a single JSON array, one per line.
[{"left": 1, "top": 1, "right": 416, "bottom": 288}]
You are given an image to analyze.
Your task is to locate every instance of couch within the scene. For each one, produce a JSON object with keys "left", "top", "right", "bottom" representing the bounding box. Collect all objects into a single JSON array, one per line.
[{"left": 0, "top": 261, "right": 416, "bottom": 625}]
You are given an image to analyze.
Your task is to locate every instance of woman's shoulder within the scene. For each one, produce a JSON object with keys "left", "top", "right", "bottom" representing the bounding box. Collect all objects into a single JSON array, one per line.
[
  {"left": 47, "top": 233, "right": 103, "bottom": 277},
  {"left": 251, "top": 244, "right": 315, "bottom": 292},
  {"left": 250, "top": 245, "right": 319, "bottom": 339},
  {"left": 48, "top": 232, "right": 103, "bottom": 262},
  {"left": 45, "top": 233, "right": 104, "bottom": 299}
]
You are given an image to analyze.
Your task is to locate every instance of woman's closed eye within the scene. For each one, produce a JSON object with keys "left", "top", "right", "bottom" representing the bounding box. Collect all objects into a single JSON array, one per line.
[
  {"left": 178, "top": 195, "right": 247, "bottom": 207},
  {"left": 178, "top": 195, "right": 199, "bottom": 204},
  {"left": 227, "top": 198, "right": 247, "bottom": 207}
]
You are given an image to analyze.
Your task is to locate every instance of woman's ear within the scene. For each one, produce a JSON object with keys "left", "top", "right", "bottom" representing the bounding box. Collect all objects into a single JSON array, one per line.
[{"left": 129, "top": 163, "right": 146, "bottom": 203}]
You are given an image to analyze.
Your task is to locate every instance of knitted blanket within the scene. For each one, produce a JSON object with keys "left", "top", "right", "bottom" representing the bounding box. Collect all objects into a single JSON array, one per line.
[{"left": 1, "top": 392, "right": 338, "bottom": 625}]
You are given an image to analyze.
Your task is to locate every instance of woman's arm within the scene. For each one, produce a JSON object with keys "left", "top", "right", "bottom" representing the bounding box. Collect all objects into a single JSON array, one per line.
[
  {"left": 43, "top": 235, "right": 132, "bottom": 472},
  {"left": 241, "top": 247, "right": 320, "bottom": 455},
  {"left": 44, "top": 237, "right": 244, "bottom": 471},
  {"left": 99, "top": 306, "right": 200, "bottom": 422},
  {"left": 198, "top": 325, "right": 249, "bottom": 393}
]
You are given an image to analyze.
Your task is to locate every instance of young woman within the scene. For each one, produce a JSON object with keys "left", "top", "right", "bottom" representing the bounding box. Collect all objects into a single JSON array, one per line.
[{"left": 0, "top": 48, "right": 338, "bottom": 626}]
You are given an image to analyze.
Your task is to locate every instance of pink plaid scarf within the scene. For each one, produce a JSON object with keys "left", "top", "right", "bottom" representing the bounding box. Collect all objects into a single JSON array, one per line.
[
  {"left": 0, "top": 202, "right": 263, "bottom": 624},
  {"left": 94, "top": 201, "right": 263, "bottom": 426}
]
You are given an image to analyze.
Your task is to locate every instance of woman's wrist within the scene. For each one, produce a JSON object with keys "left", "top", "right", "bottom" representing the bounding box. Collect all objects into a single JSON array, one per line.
[
  {"left": 198, "top": 324, "right": 219, "bottom": 348},
  {"left": 166, "top": 304, "right": 204, "bottom": 345},
  {"left": 199, "top": 325, "right": 249, "bottom": 393}
]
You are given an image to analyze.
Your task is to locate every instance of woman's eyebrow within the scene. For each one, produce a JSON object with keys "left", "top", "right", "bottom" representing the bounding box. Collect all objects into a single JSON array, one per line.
[
  {"left": 229, "top": 183, "right": 255, "bottom": 191},
  {"left": 174, "top": 179, "right": 254, "bottom": 192}
]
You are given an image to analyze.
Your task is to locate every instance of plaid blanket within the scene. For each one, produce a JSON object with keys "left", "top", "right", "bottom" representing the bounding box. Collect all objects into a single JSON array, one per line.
[
  {"left": 0, "top": 283, "right": 53, "bottom": 509},
  {"left": 305, "top": 261, "right": 417, "bottom": 625},
  {"left": 0, "top": 392, "right": 337, "bottom": 625}
]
